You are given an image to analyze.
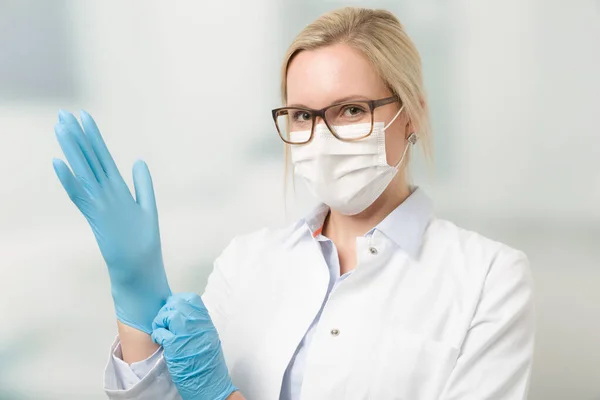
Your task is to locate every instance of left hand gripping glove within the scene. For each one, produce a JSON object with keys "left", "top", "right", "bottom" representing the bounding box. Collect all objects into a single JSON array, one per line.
[{"left": 152, "top": 293, "right": 238, "bottom": 400}]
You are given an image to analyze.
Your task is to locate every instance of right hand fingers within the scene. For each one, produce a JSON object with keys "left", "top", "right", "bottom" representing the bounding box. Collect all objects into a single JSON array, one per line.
[
  {"left": 55, "top": 110, "right": 133, "bottom": 204},
  {"left": 153, "top": 295, "right": 209, "bottom": 335},
  {"left": 54, "top": 121, "right": 100, "bottom": 196},
  {"left": 52, "top": 158, "right": 90, "bottom": 208},
  {"left": 152, "top": 305, "right": 180, "bottom": 334},
  {"left": 166, "top": 292, "right": 205, "bottom": 309},
  {"left": 79, "top": 110, "right": 124, "bottom": 182},
  {"left": 151, "top": 327, "right": 175, "bottom": 347},
  {"left": 132, "top": 159, "right": 158, "bottom": 214},
  {"left": 58, "top": 110, "right": 106, "bottom": 185}
]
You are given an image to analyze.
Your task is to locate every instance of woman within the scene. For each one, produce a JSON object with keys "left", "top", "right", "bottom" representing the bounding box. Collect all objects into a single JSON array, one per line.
[{"left": 53, "top": 7, "right": 534, "bottom": 400}]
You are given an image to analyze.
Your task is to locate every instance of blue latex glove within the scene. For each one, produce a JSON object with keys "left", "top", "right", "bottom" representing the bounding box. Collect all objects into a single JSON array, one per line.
[
  {"left": 152, "top": 293, "right": 238, "bottom": 400},
  {"left": 53, "top": 110, "right": 171, "bottom": 334}
]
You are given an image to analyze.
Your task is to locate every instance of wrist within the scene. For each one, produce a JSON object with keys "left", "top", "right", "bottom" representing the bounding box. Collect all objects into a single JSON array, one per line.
[
  {"left": 117, "top": 320, "right": 161, "bottom": 363},
  {"left": 227, "top": 391, "right": 245, "bottom": 400},
  {"left": 111, "top": 276, "right": 171, "bottom": 334}
]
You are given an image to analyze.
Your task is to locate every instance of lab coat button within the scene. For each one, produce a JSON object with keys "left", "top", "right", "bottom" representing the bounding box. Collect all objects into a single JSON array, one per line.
[
  {"left": 330, "top": 328, "right": 340, "bottom": 336},
  {"left": 369, "top": 246, "right": 378, "bottom": 255}
]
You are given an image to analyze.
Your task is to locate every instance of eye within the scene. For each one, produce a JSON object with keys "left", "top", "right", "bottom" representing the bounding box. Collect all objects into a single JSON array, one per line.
[
  {"left": 292, "top": 110, "right": 312, "bottom": 122},
  {"left": 341, "top": 105, "right": 367, "bottom": 117}
]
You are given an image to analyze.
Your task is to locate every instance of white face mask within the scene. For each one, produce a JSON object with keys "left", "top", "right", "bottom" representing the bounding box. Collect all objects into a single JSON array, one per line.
[{"left": 290, "top": 106, "right": 417, "bottom": 215}]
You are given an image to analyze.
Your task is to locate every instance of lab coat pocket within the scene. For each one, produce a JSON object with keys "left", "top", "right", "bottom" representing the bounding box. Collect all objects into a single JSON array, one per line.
[{"left": 369, "top": 330, "right": 459, "bottom": 400}]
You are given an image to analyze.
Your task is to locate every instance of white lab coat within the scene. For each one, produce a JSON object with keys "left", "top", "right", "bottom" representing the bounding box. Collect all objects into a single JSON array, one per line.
[{"left": 104, "top": 212, "right": 534, "bottom": 400}]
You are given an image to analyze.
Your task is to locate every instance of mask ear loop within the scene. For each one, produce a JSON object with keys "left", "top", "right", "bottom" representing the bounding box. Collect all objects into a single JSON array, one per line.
[
  {"left": 383, "top": 105, "right": 416, "bottom": 169},
  {"left": 383, "top": 105, "right": 405, "bottom": 130},
  {"left": 393, "top": 132, "right": 418, "bottom": 169}
]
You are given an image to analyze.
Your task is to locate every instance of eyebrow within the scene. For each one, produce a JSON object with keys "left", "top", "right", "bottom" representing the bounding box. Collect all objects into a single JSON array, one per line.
[{"left": 287, "top": 95, "right": 372, "bottom": 109}]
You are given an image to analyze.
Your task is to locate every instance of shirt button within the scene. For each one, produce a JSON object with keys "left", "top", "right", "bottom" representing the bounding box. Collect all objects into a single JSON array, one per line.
[
  {"left": 369, "top": 246, "right": 378, "bottom": 255},
  {"left": 330, "top": 328, "right": 340, "bottom": 336}
]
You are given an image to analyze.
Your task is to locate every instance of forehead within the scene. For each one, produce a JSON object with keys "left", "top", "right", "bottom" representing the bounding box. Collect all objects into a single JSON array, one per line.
[{"left": 286, "top": 43, "right": 389, "bottom": 108}]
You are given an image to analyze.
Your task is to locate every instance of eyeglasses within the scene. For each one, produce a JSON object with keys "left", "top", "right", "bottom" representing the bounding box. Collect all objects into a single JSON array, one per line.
[{"left": 272, "top": 95, "right": 401, "bottom": 145}]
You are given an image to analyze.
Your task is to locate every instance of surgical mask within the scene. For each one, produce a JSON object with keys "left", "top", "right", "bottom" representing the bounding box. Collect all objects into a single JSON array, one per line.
[{"left": 290, "top": 107, "right": 417, "bottom": 215}]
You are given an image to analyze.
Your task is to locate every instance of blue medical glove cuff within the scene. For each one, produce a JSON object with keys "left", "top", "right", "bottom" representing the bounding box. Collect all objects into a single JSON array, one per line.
[
  {"left": 216, "top": 384, "right": 239, "bottom": 400},
  {"left": 113, "top": 285, "right": 172, "bottom": 334},
  {"left": 110, "top": 259, "right": 172, "bottom": 334}
]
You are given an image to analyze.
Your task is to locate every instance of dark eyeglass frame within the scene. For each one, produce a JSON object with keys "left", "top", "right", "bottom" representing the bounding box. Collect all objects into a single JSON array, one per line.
[{"left": 272, "top": 95, "right": 401, "bottom": 144}]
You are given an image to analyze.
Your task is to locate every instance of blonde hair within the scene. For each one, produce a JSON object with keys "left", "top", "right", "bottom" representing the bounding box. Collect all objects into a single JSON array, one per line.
[{"left": 281, "top": 7, "right": 433, "bottom": 182}]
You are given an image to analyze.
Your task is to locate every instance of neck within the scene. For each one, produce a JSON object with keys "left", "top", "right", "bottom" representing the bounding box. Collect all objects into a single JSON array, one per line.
[{"left": 323, "top": 177, "right": 411, "bottom": 245}]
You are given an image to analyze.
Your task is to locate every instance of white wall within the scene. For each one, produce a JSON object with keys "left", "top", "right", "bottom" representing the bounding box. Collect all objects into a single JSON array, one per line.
[{"left": 432, "top": 0, "right": 600, "bottom": 224}]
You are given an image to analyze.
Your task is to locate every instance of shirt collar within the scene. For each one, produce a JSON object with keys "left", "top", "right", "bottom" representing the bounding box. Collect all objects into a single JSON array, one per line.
[
  {"left": 302, "top": 187, "right": 433, "bottom": 258},
  {"left": 373, "top": 187, "right": 433, "bottom": 257}
]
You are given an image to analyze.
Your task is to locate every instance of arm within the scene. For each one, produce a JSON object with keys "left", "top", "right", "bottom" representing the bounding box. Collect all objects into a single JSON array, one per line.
[
  {"left": 440, "top": 249, "right": 535, "bottom": 400},
  {"left": 55, "top": 111, "right": 244, "bottom": 398},
  {"left": 146, "top": 235, "right": 249, "bottom": 398},
  {"left": 105, "top": 235, "right": 246, "bottom": 398},
  {"left": 117, "top": 321, "right": 159, "bottom": 363},
  {"left": 105, "top": 316, "right": 246, "bottom": 400},
  {"left": 53, "top": 111, "right": 178, "bottom": 399},
  {"left": 53, "top": 110, "right": 171, "bottom": 336}
]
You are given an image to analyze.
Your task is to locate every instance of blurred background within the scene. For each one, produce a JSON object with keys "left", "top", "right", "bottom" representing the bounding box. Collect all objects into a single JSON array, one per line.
[{"left": 0, "top": 0, "right": 598, "bottom": 398}]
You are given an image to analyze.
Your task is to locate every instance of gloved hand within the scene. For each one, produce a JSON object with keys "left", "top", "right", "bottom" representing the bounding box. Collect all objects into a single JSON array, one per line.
[
  {"left": 152, "top": 292, "right": 238, "bottom": 400},
  {"left": 53, "top": 109, "right": 171, "bottom": 334}
]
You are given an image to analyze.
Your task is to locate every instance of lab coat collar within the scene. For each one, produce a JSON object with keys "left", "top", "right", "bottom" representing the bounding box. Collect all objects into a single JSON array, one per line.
[{"left": 302, "top": 187, "right": 433, "bottom": 258}]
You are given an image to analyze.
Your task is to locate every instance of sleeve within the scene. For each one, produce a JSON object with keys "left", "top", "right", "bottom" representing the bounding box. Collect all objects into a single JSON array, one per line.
[
  {"left": 104, "top": 337, "right": 182, "bottom": 400},
  {"left": 102, "top": 233, "right": 252, "bottom": 400},
  {"left": 440, "top": 248, "right": 535, "bottom": 400}
]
